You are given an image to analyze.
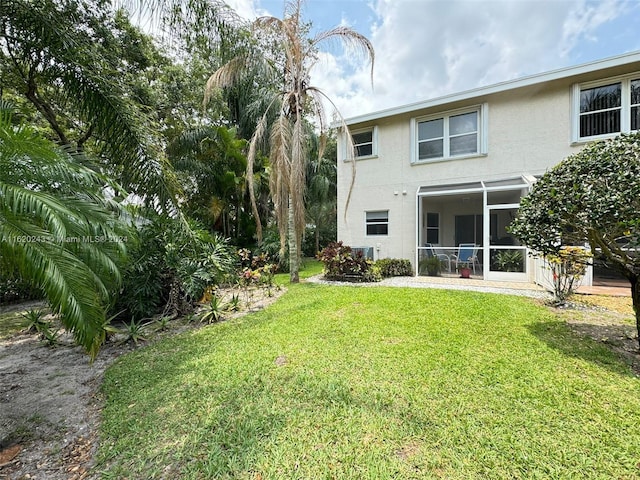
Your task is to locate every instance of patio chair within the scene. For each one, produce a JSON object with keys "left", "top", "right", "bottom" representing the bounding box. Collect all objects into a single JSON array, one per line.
[
  {"left": 425, "top": 243, "right": 451, "bottom": 272},
  {"left": 453, "top": 243, "right": 480, "bottom": 274}
]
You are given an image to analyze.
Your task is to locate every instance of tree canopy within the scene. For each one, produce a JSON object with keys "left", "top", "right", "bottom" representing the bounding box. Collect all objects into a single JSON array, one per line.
[
  {"left": 205, "top": 0, "right": 374, "bottom": 282},
  {"left": 1, "top": 0, "right": 178, "bottom": 207},
  {"left": 510, "top": 132, "right": 640, "bottom": 347}
]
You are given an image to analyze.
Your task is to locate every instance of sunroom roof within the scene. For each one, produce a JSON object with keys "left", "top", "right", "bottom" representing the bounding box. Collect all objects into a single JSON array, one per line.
[{"left": 417, "top": 176, "right": 533, "bottom": 196}]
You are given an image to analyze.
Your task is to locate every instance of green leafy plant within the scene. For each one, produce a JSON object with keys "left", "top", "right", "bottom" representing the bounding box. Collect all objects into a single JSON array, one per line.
[
  {"left": 0, "top": 103, "right": 129, "bottom": 358},
  {"left": 493, "top": 250, "right": 524, "bottom": 272},
  {"left": 226, "top": 294, "right": 241, "bottom": 312},
  {"left": 376, "top": 258, "right": 413, "bottom": 277},
  {"left": 200, "top": 295, "right": 225, "bottom": 324},
  {"left": 154, "top": 316, "right": 172, "bottom": 332},
  {"left": 22, "top": 309, "right": 48, "bottom": 334},
  {"left": 119, "top": 320, "right": 149, "bottom": 345},
  {"left": 38, "top": 322, "right": 60, "bottom": 347},
  {"left": 419, "top": 256, "right": 441, "bottom": 276},
  {"left": 23, "top": 309, "right": 60, "bottom": 347}
]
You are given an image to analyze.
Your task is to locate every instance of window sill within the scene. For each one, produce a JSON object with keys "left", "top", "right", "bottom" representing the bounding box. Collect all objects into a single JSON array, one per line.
[
  {"left": 343, "top": 154, "right": 378, "bottom": 162},
  {"left": 571, "top": 130, "right": 638, "bottom": 146},
  {"left": 411, "top": 152, "right": 487, "bottom": 165}
]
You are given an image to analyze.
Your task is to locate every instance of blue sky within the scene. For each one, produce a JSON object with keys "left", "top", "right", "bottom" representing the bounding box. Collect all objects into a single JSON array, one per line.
[{"left": 225, "top": 0, "right": 640, "bottom": 118}]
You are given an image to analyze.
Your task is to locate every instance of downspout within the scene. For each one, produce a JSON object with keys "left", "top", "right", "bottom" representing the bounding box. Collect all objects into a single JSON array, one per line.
[{"left": 415, "top": 190, "right": 420, "bottom": 277}]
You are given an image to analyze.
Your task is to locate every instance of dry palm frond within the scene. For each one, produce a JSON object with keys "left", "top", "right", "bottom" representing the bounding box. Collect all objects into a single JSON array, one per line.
[
  {"left": 205, "top": 0, "right": 374, "bottom": 281},
  {"left": 311, "top": 26, "right": 375, "bottom": 85}
]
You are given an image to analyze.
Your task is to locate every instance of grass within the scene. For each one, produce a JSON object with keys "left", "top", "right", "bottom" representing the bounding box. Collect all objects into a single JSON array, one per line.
[
  {"left": 0, "top": 301, "right": 47, "bottom": 339},
  {"left": 97, "top": 284, "right": 640, "bottom": 479},
  {"left": 273, "top": 257, "right": 323, "bottom": 285}
]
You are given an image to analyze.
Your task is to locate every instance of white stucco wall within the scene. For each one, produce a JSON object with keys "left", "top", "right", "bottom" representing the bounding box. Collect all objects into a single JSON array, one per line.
[{"left": 336, "top": 64, "right": 639, "bottom": 269}]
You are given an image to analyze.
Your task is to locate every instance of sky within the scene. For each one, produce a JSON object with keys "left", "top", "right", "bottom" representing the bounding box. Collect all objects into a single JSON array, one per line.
[{"left": 222, "top": 0, "right": 640, "bottom": 120}]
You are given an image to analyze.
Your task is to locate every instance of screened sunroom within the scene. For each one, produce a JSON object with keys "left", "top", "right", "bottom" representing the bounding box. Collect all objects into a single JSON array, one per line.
[{"left": 415, "top": 175, "right": 537, "bottom": 281}]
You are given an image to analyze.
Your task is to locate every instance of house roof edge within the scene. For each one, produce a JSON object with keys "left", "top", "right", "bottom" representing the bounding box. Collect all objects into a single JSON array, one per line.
[{"left": 345, "top": 50, "right": 640, "bottom": 125}]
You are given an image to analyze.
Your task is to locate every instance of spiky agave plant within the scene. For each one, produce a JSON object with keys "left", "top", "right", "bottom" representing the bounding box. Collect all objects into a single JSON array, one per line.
[{"left": 0, "top": 103, "right": 129, "bottom": 358}]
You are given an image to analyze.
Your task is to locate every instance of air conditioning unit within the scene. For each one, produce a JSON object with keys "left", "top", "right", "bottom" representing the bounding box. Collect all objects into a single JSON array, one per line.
[{"left": 351, "top": 246, "right": 374, "bottom": 260}]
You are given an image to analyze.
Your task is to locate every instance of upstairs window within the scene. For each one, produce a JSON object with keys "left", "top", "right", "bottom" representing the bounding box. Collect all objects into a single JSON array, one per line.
[
  {"left": 575, "top": 75, "right": 640, "bottom": 141},
  {"left": 632, "top": 79, "right": 640, "bottom": 131},
  {"left": 413, "top": 106, "right": 484, "bottom": 163},
  {"left": 346, "top": 127, "right": 377, "bottom": 160},
  {"left": 579, "top": 82, "right": 621, "bottom": 137},
  {"left": 353, "top": 130, "right": 373, "bottom": 157}
]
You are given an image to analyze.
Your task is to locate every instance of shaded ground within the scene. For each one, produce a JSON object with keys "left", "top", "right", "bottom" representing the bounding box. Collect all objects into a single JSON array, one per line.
[
  {"left": 0, "top": 287, "right": 283, "bottom": 480},
  {"left": 0, "top": 287, "right": 635, "bottom": 479},
  {"left": 559, "top": 294, "right": 639, "bottom": 375}
]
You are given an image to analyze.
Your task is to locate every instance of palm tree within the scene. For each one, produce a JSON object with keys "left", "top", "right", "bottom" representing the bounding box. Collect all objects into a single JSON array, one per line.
[
  {"left": 305, "top": 131, "right": 337, "bottom": 255},
  {"left": 0, "top": 103, "right": 129, "bottom": 358},
  {"left": 205, "top": 0, "right": 374, "bottom": 282},
  {"left": 1, "top": 0, "right": 178, "bottom": 207}
]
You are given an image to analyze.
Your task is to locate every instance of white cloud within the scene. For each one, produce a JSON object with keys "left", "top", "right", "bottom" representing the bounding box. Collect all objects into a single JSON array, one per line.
[
  {"left": 222, "top": 0, "right": 264, "bottom": 19},
  {"left": 310, "top": 0, "right": 633, "bottom": 119},
  {"left": 226, "top": 0, "right": 634, "bottom": 121}
]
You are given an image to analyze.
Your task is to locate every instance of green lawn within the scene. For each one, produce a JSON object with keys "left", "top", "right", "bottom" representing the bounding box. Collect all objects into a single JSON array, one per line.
[{"left": 97, "top": 284, "right": 640, "bottom": 479}]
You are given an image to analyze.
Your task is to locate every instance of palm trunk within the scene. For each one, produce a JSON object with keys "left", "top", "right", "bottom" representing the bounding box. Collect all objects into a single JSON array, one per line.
[{"left": 288, "top": 197, "right": 300, "bottom": 283}]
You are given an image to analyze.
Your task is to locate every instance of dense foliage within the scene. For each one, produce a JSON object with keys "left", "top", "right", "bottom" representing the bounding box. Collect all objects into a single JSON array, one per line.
[
  {"left": 113, "top": 215, "right": 237, "bottom": 321},
  {"left": 0, "top": 104, "right": 129, "bottom": 356},
  {"left": 0, "top": 0, "right": 346, "bottom": 354},
  {"left": 510, "top": 132, "right": 640, "bottom": 345},
  {"left": 206, "top": 0, "right": 373, "bottom": 282},
  {"left": 0, "top": 269, "right": 42, "bottom": 305},
  {"left": 375, "top": 258, "right": 414, "bottom": 277},
  {"left": 317, "top": 242, "right": 381, "bottom": 282},
  {"left": 1, "top": 0, "right": 178, "bottom": 207}
]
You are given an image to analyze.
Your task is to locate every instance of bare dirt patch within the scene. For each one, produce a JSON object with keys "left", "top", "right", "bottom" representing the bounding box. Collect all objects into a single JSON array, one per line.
[
  {"left": 0, "top": 286, "right": 283, "bottom": 480},
  {"left": 555, "top": 294, "right": 639, "bottom": 375}
]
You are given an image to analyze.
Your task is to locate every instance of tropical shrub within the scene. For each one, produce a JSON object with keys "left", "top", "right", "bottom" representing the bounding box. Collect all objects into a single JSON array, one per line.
[
  {"left": 113, "top": 214, "right": 236, "bottom": 320},
  {"left": 317, "top": 241, "right": 380, "bottom": 282},
  {"left": 545, "top": 246, "right": 592, "bottom": 303},
  {"left": 510, "top": 132, "right": 640, "bottom": 345},
  {"left": 376, "top": 258, "right": 413, "bottom": 277}
]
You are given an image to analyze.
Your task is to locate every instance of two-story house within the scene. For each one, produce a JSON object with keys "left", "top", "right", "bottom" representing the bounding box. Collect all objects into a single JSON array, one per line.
[{"left": 336, "top": 51, "right": 640, "bottom": 285}]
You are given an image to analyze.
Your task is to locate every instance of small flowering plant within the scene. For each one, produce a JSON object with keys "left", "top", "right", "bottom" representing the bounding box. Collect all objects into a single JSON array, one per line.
[{"left": 545, "top": 246, "right": 592, "bottom": 303}]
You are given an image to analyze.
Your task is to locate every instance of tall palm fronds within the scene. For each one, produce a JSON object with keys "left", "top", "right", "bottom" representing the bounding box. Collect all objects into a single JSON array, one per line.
[
  {"left": 205, "top": 0, "right": 374, "bottom": 282},
  {"left": 168, "top": 125, "right": 270, "bottom": 241},
  {"left": 0, "top": 103, "right": 129, "bottom": 358},
  {"left": 1, "top": 0, "right": 178, "bottom": 209}
]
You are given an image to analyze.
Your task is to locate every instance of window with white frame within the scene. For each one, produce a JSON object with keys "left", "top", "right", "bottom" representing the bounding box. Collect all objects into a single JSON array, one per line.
[
  {"left": 348, "top": 127, "right": 377, "bottom": 159},
  {"left": 366, "top": 210, "right": 388, "bottom": 235},
  {"left": 576, "top": 75, "right": 640, "bottom": 140},
  {"left": 415, "top": 108, "right": 481, "bottom": 161},
  {"left": 425, "top": 212, "right": 439, "bottom": 244}
]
